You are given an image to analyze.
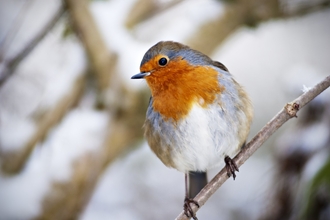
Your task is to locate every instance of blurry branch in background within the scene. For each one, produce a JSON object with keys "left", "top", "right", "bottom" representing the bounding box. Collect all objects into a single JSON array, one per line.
[
  {"left": 37, "top": 0, "right": 147, "bottom": 218},
  {"left": 0, "top": 76, "right": 85, "bottom": 174},
  {"left": 125, "top": 0, "right": 183, "bottom": 28},
  {"left": 65, "top": 0, "right": 117, "bottom": 94},
  {"left": 0, "top": 4, "right": 65, "bottom": 87},
  {"left": 0, "top": 0, "right": 33, "bottom": 61},
  {"left": 0, "top": 4, "right": 71, "bottom": 174},
  {"left": 176, "top": 75, "right": 330, "bottom": 220},
  {"left": 188, "top": 0, "right": 330, "bottom": 55},
  {"left": 281, "top": 0, "right": 330, "bottom": 17}
]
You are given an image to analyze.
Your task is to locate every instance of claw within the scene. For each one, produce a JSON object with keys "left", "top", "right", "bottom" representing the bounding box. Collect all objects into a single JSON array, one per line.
[
  {"left": 184, "top": 197, "right": 199, "bottom": 220},
  {"left": 225, "top": 156, "right": 239, "bottom": 180}
]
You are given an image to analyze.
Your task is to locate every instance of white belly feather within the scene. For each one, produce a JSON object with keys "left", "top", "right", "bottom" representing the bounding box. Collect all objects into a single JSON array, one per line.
[{"left": 170, "top": 104, "right": 240, "bottom": 172}]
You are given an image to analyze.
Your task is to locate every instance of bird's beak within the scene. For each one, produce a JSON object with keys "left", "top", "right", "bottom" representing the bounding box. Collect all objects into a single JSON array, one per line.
[{"left": 131, "top": 72, "right": 150, "bottom": 79}]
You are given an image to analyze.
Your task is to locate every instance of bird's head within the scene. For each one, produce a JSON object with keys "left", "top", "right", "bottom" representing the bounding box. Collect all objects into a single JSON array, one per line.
[
  {"left": 131, "top": 41, "right": 226, "bottom": 121},
  {"left": 131, "top": 41, "right": 215, "bottom": 81}
]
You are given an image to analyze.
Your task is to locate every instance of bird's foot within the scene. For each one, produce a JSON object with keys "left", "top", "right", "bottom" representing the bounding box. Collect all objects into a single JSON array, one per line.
[
  {"left": 224, "top": 156, "right": 239, "bottom": 180},
  {"left": 184, "top": 197, "right": 199, "bottom": 220}
]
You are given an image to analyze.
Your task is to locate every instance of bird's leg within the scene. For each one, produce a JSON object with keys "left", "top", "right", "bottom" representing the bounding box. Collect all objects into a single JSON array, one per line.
[
  {"left": 224, "top": 156, "right": 239, "bottom": 180},
  {"left": 184, "top": 173, "right": 199, "bottom": 220}
]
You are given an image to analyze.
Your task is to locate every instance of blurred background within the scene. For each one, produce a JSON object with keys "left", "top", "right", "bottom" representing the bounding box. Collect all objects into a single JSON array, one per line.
[{"left": 0, "top": 0, "right": 330, "bottom": 219}]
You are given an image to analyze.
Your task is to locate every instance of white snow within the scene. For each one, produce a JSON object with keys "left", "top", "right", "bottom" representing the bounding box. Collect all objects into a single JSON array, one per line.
[
  {"left": 302, "top": 85, "right": 311, "bottom": 93},
  {"left": 0, "top": 114, "right": 36, "bottom": 151},
  {"left": 0, "top": 109, "right": 109, "bottom": 219}
]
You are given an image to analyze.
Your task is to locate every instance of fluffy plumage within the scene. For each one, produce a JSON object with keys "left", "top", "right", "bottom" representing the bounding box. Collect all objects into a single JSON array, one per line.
[{"left": 140, "top": 41, "right": 253, "bottom": 173}]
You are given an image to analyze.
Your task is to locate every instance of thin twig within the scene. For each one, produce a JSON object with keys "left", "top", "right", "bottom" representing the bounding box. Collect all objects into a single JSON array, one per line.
[
  {"left": 0, "top": 4, "right": 65, "bottom": 87},
  {"left": 0, "top": 0, "right": 33, "bottom": 60},
  {"left": 176, "top": 75, "right": 330, "bottom": 220}
]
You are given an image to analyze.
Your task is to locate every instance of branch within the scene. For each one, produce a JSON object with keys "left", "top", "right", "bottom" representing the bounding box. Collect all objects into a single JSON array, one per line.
[
  {"left": 0, "top": 75, "right": 85, "bottom": 174},
  {"left": 65, "top": 0, "right": 117, "bottom": 92},
  {"left": 0, "top": 4, "right": 65, "bottom": 87},
  {"left": 282, "top": 0, "right": 330, "bottom": 18},
  {"left": 176, "top": 75, "right": 330, "bottom": 220},
  {"left": 187, "top": 0, "right": 282, "bottom": 55},
  {"left": 187, "top": 0, "right": 330, "bottom": 55}
]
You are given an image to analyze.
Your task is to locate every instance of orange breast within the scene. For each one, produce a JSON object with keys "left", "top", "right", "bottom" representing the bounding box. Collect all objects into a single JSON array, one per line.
[{"left": 143, "top": 58, "right": 224, "bottom": 121}]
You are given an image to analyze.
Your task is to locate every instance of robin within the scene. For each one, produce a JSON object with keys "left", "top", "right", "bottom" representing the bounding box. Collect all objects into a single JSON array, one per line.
[{"left": 131, "top": 41, "right": 253, "bottom": 219}]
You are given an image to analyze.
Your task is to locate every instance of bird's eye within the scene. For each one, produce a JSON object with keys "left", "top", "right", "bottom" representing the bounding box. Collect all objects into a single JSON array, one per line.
[{"left": 158, "top": 57, "right": 168, "bottom": 66}]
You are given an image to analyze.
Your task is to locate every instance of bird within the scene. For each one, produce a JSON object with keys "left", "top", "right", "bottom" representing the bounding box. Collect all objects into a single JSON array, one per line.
[{"left": 131, "top": 41, "right": 253, "bottom": 219}]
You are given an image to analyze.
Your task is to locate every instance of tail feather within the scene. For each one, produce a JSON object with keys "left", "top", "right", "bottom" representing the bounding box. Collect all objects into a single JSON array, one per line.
[{"left": 188, "top": 171, "right": 208, "bottom": 198}]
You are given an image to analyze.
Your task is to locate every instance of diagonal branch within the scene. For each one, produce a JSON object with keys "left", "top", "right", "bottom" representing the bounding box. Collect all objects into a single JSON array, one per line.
[
  {"left": 65, "top": 0, "right": 117, "bottom": 92},
  {"left": 176, "top": 75, "right": 330, "bottom": 220},
  {"left": 188, "top": 0, "right": 330, "bottom": 55},
  {"left": 0, "top": 4, "right": 65, "bottom": 87}
]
